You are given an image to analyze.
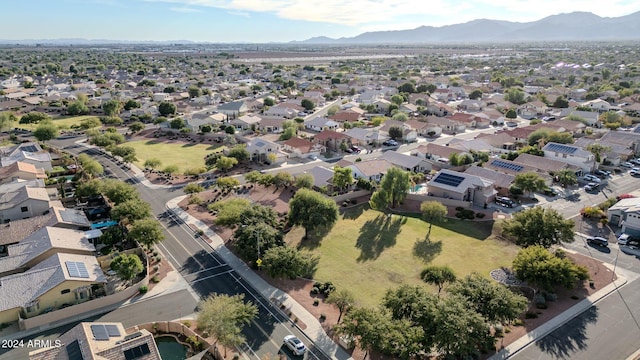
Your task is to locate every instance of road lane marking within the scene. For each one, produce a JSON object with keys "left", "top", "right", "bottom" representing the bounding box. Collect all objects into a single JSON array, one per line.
[{"left": 190, "top": 269, "right": 235, "bottom": 284}]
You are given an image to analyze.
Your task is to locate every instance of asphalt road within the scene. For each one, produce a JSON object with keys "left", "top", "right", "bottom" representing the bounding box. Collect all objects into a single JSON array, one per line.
[{"left": 40, "top": 139, "right": 330, "bottom": 360}]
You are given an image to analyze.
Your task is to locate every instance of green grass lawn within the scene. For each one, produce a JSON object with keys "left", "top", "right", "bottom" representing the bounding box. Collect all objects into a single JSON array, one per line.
[
  {"left": 18, "top": 116, "right": 99, "bottom": 131},
  {"left": 126, "top": 139, "right": 222, "bottom": 173},
  {"left": 286, "top": 206, "right": 519, "bottom": 308}
]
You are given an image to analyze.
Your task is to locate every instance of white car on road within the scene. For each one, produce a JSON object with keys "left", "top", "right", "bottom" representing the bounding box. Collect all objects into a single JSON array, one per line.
[{"left": 284, "top": 335, "right": 306, "bottom": 356}]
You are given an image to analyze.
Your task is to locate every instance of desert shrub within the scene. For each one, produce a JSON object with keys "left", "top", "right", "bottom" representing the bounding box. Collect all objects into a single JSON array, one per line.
[
  {"left": 313, "top": 299, "right": 319, "bottom": 306},
  {"left": 525, "top": 311, "right": 538, "bottom": 319},
  {"left": 544, "top": 292, "right": 558, "bottom": 302},
  {"left": 139, "top": 285, "right": 148, "bottom": 294}
]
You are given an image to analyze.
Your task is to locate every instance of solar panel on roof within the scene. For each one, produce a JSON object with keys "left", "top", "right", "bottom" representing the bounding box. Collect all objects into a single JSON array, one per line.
[
  {"left": 491, "top": 159, "right": 524, "bottom": 172},
  {"left": 66, "top": 261, "right": 90, "bottom": 278},
  {"left": 546, "top": 143, "right": 577, "bottom": 154},
  {"left": 60, "top": 209, "right": 88, "bottom": 224},
  {"left": 21, "top": 145, "right": 39, "bottom": 152},
  {"left": 124, "top": 332, "right": 143, "bottom": 342},
  {"left": 66, "top": 340, "right": 84, "bottom": 360},
  {"left": 105, "top": 324, "right": 121, "bottom": 337},
  {"left": 433, "top": 172, "right": 465, "bottom": 187},
  {"left": 91, "top": 324, "right": 110, "bottom": 341}
]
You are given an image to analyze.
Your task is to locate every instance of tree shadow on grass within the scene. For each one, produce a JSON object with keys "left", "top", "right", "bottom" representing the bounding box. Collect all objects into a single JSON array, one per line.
[
  {"left": 534, "top": 306, "right": 599, "bottom": 358},
  {"left": 145, "top": 140, "right": 161, "bottom": 145},
  {"left": 355, "top": 214, "right": 403, "bottom": 262},
  {"left": 297, "top": 224, "right": 334, "bottom": 251},
  {"left": 342, "top": 204, "right": 366, "bottom": 220},
  {"left": 181, "top": 142, "right": 197, "bottom": 147},
  {"left": 438, "top": 219, "right": 495, "bottom": 240},
  {"left": 412, "top": 237, "right": 443, "bottom": 263}
]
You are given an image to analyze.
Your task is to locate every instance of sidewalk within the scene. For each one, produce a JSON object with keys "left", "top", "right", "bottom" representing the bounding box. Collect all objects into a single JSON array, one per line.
[
  {"left": 166, "top": 195, "right": 353, "bottom": 360},
  {"left": 489, "top": 262, "right": 633, "bottom": 359}
]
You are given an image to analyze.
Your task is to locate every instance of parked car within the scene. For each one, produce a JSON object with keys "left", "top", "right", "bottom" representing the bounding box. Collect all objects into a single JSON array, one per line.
[
  {"left": 383, "top": 139, "right": 398, "bottom": 146},
  {"left": 542, "top": 187, "right": 558, "bottom": 196},
  {"left": 584, "top": 182, "right": 599, "bottom": 192},
  {"left": 594, "top": 169, "right": 611, "bottom": 177},
  {"left": 495, "top": 196, "right": 516, "bottom": 208},
  {"left": 284, "top": 335, "right": 306, "bottom": 356},
  {"left": 618, "top": 234, "right": 634, "bottom": 245},
  {"left": 631, "top": 169, "right": 640, "bottom": 176},
  {"left": 350, "top": 145, "right": 362, "bottom": 153},
  {"left": 630, "top": 159, "right": 640, "bottom": 166},
  {"left": 583, "top": 174, "right": 601, "bottom": 183},
  {"left": 621, "top": 161, "right": 634, "bottom": 168},
  {"left": 586, "top": 236, "right": 608, "bottom": 247},
  {"left": 308, "top": 154, "right": 318, "bottom": 160}
]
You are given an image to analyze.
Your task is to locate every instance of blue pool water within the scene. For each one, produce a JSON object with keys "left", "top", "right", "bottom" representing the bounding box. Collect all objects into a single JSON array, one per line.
[
  {"left": 411, "top": 184, "right": 426, "bottom": 193},
  {"left": 155, "top": 336, "right": 188, "bottom": 360},
  {"left": 91, "top": 220, "right": 118, "bottom": 229}
]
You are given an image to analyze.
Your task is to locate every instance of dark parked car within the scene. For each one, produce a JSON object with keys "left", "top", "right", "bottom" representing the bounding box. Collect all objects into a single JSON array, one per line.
[
  {"left": 495, "top": 196, "right": 516, "bottom": 208},
  {"left": 594, "top": 169, "right": 611, "bottom": 177},
  {"left": 587, "top": 236, "right": 608, "bottom": 247},
  {"left": 383, "top": 139, "right": 398, "bottom": 146}
]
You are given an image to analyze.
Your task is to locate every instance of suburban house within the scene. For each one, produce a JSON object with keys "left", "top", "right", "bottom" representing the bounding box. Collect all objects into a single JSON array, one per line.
[
  {"left": 562, "top": 110, "right": 600, "bottom": 127},
  {"left": 0, "top": 226, "right": 96, "bottom": 277},
  {"left": 313, "top": 130, "right": 351, "bottom": 151},
  {"left": 304, "top": 117, "right": 340, "bottom": 132},
  {"left": 231, "top": 114, "right": 262, "bottom": 132},
  {"left": 258, "top": 118, "right": 285, "bottom": 133},
  {"left": 412, "top": 143, "right": 465, "bottom": 163},
  {"left": 380, "top": 151, "right": 431, "bottom": 173},
  {"left": 597, "top": 129, "right": 640, "bottom": 156},
  {"left": 282, "top": 137, "right": 323, "bottom": 158},
  {"left": 475, "top": 132, "right": 517, "bottom": 151},
  {"left": 517, "top": 101, "right": 549, "bottom": 119},
  {"left": 152, "top": 93, "right": 172, "bottom": 102},
  {"left": 485, "top": 158, "right": 538, "bottom": 176},
  {"left": 406, "top": 119, "right": 442, "bottom": 137},
  {"left": 0, "top": 253, "right": 106, "bottom": 324},
  {"left": 541, "top": 142, "right": 595, "bottom": 173},
  {"left": 306, "top": 166, "right": 334, "bottom": 190},
  {"left": 29, "top": 322, "right": 161, "bottom": 360},
  {"left": 513, "top": 153, "right": 577, "bottom": 175},
  {"left": 427, "top": 102, "right": 455, "bottom": 117},
  {"left": 0, "top": 207, "right": 92, "bottom": 255},
  {"left": 425, "top": 115, "right": 465, "bottom": 134},
  {"left": 245, "top": 138, "right": 285, "bottom": 164},
  {"left": 347, "top": 159, "right": 394, "bottom": 182},
  {"left": 0, "top": 161, "right": 47, "bottom": 185},
  {"left": 379, "top": 120, "right": 418, "bottom": 142},
  {"left": 344, "top": 127, "right": 388, "bottom": 146},
  {"left": 216, "top": 100, "right": 248, "bottom": 119},
  {"left": 457, "top": 99, "right": 484, "bottom": 112},
  {"left": 448, "top": 112, "right": 483, "bottom": 128},
  {"left": 583, "top": 98, "right": 617, "bottom": 113},
  {"left": 427, "top": 169, "right": 496, "bottom": 207},
  {"left": 0, "top": 186, "right": 54, "bottom": 223},
  {"left": 262, "top": 103, "right": 301, "bottom": 119},
  {"left": 464, "top": 166, "right": 515, "bottom": 197},
  {"left": 330, "top": 110, "right": 365, "bottom": 123},
  {"left": 608, "top": 198, "right": 640, "bottom": 237},
  {"left": 185, "top": 111, "right": 226, "bottom": 131},
  {"left": 0, "top": 142, "right": 53, "bottom": 171}
]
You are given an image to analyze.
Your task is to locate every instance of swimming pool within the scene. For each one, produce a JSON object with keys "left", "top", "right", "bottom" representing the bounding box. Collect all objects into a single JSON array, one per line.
[
  {"left": 411, "top": 184, "right": 427, "bottom": 193},
  {"left": 91, "top": 220, "right": 118, "bottom": 229}
]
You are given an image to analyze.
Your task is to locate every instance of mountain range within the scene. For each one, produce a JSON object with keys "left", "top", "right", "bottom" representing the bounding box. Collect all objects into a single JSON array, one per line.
[{"left": 297, "top": 11, "right": 640, "bottom": 44}]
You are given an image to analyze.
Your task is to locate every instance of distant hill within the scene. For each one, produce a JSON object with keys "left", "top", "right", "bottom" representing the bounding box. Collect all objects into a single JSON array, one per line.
[{"left": 295, "top": 11, "right": 640, "bottom": 44}]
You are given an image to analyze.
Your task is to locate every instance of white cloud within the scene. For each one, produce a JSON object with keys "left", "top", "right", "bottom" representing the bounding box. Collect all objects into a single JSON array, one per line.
[
  {"left": 170, "top": 6, "right": 202, "bottom": 12},
  {"left": 144, "top": 0, "right": 639, "bottom": 27},
  {"left": 228, "top": 10, "right": 250, "bottom": 17}
]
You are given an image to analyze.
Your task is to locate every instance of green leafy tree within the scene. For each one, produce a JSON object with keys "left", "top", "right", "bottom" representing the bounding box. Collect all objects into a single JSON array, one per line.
[
  {"left": 110, "top": 198, "right": 151, "bottom": 222},
  {"left": 505, "top": 108, "right": 517, "bottom": 119},
  {"left": 502, "top": 207, "right": 575, "bottom": 248},
  {"left": 512, "top": 246, "right": 589, "bottom": 292},
  {"left": 469, "top": 89, "right": 483, "bottom": 100},
  {"left": 388, "top": 126, "right": 404, "bottom": 140},
  {"left": 301, "top": 99, "right": 315, "bottom": 111},
  {"left": 33, "top": 121, "right": 59, "bottom": 142},
  {"left": 128, "top": 121, "right": 145, "bottom": 133},
  {"left": 216, "top": 176, "right": 240, "bottom": 190},
  {"left": 288, "top": 188, "right": 339, "bottom": 239},
  {"left": 555, "top": 169, "right": 577, "bottom": 187},
  {"left": 553, "top": 97, "right": 569, "bottom": 108},
  {"left": 513, "top": 172, "right": 546, "bottom": 198},
  {"left": 327, "top": 105, "right": 340, "bottom": 116},
  {"left": 327, "top": 289, "right": 357, "bottom": 323},
  {"left": 262, "top": 245, "right": 318, "bottom": 279},
  {"left": 369, "top": 167, "right": 410, "bottom": 209},
  {"left": 433, "top": 294, "right": 494, "bottom": 359},
  {"left": 392, "top": 112, "right": 408, "bottom": 122},
  {"left": 273, "top": 171, "right": 294, "bottom": 188},
  {"left": 337, "top": 307, "right": 390, "bottom": 359},
  {"left": 505, "top": 88, "right": 527, "bottom": 105},
  {"left": 420, "top": 201, "right": 447, "bottom": 239},
  {"left": 332, "top": 166, "right": 353, "bottom": 192},
  {"left": 398, "top": 82, "right": 416, "bottom": 93},
  {"left": 209, "top": 198, "right": 251, "bottom": 227},
  {"left": 263, "top": 97, "right": 275, "bottom": 106},
  {"left": 67, "top": 100, "right": 90, "bottom": 115},
  {"left": 227, "top": 145, "right": 250, "bottom": 163},
  {"left": 127, "top": 218, "right": 165, "bottom": 247},
  {"left": 79, "top": 117, "right": 101, "bottom": 130},
  {"left": 420, "top": 265, "right": 456, "bottom": 296},
  {"left": 197, "top": 293, "right": 258, "bottom": 357},
  {"left": 391, "top": 94, "right": 404, "bottom": 105},
  {"left": 158, "top": 101, "right": 177, "bottom": 116},
  {"left": 586, "top": 143, "right": 611, "bottom": 163},
  {"left": 233, "top": 222, "right": 282, "bottom": 261},
  {"left": 102, "top": 99, "right": 122, "bottom": 117},
  {"left": 19, "top": 111, "right": 49, "bottom": 124},
  {"left": 381, "top": 285, "right": 438, "bottom": 351},
  {"left": 244, "top": 170, "right": 263, "bottom": 185},
  {"left": 143, "top": 158, "right": 161, "bottom": 170},
  {"left": 169, "top": 118, "right": 185, "bottom": 129},
  {"left": 188, "top": 85, "right": 202, "bottom": 98},
  {"left": 124, "top": 99, "right": 141, "bottom": 111},
  {"left": 215, "top": 156, "right": 238, "bottom": 172},
  {"left": 547, "top": 132, "right": 574, "bottom": 144},
  {"left": 295, "top": 173, "right": 314, "bottom": 189},
  {"left": 110, "top": 145, "right": 137, "bottom": 164},
  {"left": 110, "top": 253, "right": 144, "bottom": 282},
  {"left": 449, "top": 272, "right": 528, "bottom": 323},
  {"left": 163, "top": 165, "right": 179, "bottom": 175}
]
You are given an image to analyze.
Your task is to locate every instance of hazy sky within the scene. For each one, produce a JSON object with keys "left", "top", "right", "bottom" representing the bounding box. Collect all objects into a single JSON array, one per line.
[{"left": 3, "top": 0, "right": 638, "bottom": 42}]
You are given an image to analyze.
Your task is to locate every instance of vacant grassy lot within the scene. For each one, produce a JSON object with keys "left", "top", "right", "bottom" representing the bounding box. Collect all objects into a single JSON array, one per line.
[
  {"left": 286, "top": 206, "right": 518, "bottom": 308},
  {"left": 127, "top": 139, "right": 221, "bottom": 173},
  {"left": 18, "top": 116, "right": 99, "bottom": 131}
]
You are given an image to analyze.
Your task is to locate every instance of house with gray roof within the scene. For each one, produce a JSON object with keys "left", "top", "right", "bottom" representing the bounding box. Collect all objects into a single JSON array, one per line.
[
  {"left": 29, "top": 322, "right": 161, "bottom": 360},
  {"left": 0, "top": 186, "right": 53, "bottom": 223},
  {"left": 427, "top": 169, "right": 496, "bottom": 207},
  {"left": 608, "top": 198, "right": 640, "bottom": 237},
  {"left": 380, "top": 151, "right": 431, "bottom": 173},
  {"left": 216, "top": 100, "right": 248, "bottom": 118},
  {"left": 0, "top": 226, "right": 95, "bottom": 277},
  {"left": 0, "top": 142, "right": 52, "bottom": 171},
  {"left": 306, "top": 166, "right": 334, "bottom": 190},
  {"left": 246, "top": 137, "right": 285, "bottom": 164},
  {"left": 464, "top": 166, "right": 515, "bottom": 197},
  {"left": 0, "top": 253, "right": 106, "bottom": 324},
  {"left": 347, "top": 159, "right": 394, "bottom": 182},
  {"left": 304, "top": 117, "right": 340, "bottom": 132},
  {"left": 542, "top": 142, "right": 595, "bottom": 173}
]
